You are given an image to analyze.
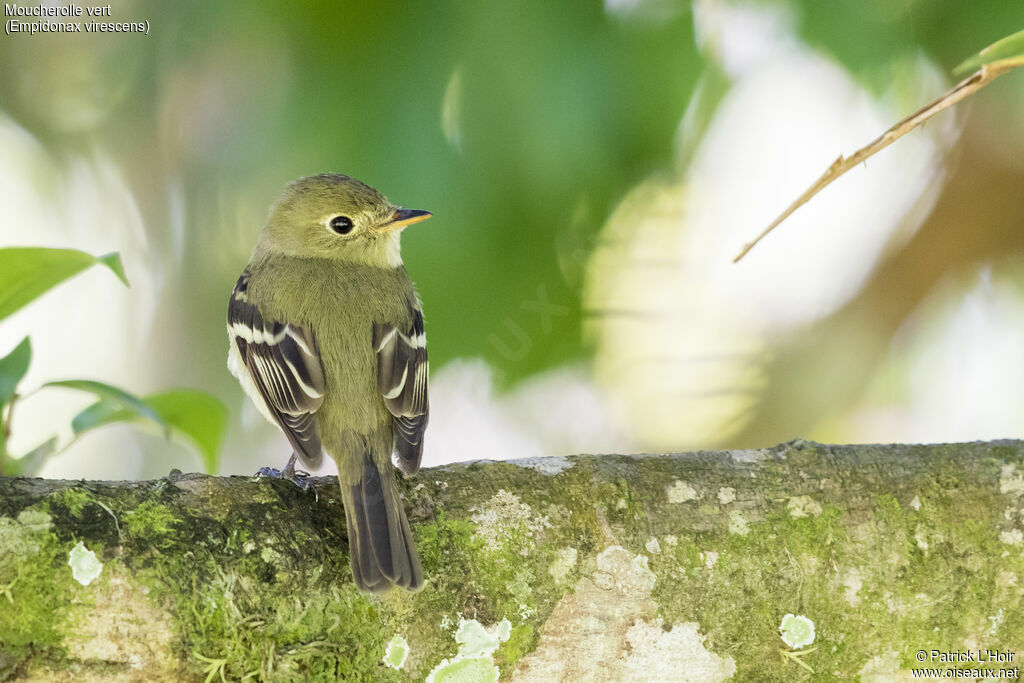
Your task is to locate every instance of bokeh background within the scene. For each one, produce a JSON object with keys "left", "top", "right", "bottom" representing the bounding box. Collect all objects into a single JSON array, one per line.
[{"left": 1, "top": 0, "right": 1023, "bottom": 479}]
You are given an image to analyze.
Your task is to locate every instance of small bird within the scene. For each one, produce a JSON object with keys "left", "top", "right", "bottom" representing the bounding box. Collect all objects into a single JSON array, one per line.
[{"left": 227, "top": 174, "right": 431, "bottom": 592}]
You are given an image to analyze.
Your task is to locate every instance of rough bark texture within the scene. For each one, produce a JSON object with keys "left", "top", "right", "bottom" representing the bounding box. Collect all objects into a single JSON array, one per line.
[{"left": 2, "top": 440, "right": 1024, "bottom": 681}]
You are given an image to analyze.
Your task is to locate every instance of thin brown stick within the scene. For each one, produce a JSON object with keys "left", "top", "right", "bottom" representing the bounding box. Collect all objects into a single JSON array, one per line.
[{"left": 733, "top": 57, "right": 1024, "bottom": 263}]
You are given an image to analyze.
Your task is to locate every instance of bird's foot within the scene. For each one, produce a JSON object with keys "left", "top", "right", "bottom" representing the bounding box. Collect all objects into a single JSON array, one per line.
[
  {"left": 255, "top": 452, "right": 317, "bottom": 498},
  {"left": 254, "top": 465, "right": 314, "bottom": 487}
]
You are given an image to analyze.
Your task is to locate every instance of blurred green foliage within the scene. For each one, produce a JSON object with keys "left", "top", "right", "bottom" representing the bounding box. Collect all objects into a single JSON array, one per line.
[
  {"left": 0, "top": 250, "right": 226, "bottom": 475},
  {"left": 1, "top": 1, "right": 1019, "bottom": 386},
  {"left": 0, "top": 248, "right": 127, "bottom": 322},
  {"left": 956, "top": 28, "right": 1024, "bottom": 73},
  {"left": 787, "top": 0, "right": 1023, "bottom": 77},
  {"left": 70, "top": 389, "right": 227, "bottom": 474},
  {"left": 0, "top": 0, "right": 701, "bottom": 387}
]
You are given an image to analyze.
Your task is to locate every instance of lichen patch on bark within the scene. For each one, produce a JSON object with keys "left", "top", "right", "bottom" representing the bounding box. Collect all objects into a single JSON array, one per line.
[
  {"left": 31, "top": 565, "right": 178, "bottom": 682},
  {"left": 513, "top": 545, "right": 734, "bottom": 681},
  {"left": 666, "top": 479, "right": 699, "bottom": 503}
]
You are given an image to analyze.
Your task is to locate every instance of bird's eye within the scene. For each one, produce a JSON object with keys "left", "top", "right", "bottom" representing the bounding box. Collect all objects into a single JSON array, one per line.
[{"left": 329, "top": 215, "right": 354, "bottom": 235}]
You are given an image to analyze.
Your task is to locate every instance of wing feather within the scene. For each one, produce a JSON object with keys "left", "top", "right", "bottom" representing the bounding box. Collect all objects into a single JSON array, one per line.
[
  {"left": 374, "top": 304, "right": 428, "bottom": 474},
  {"left": 228, "top": 273, "right": 325, "bottom": 468}
]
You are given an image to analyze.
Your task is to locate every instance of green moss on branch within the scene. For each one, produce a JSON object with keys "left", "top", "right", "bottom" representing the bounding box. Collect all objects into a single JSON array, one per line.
[{"left": 1, "top": 441, "right": 1023, "bottom": 680}]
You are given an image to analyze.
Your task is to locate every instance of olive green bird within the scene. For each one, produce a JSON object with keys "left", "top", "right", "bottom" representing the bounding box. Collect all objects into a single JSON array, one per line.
[{"left": 227, "top": 174, "right": 431, "bottom": 593}]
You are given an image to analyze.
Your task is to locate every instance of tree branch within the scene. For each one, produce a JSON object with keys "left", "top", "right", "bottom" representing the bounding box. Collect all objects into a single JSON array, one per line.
[{"left": 2, "top": 441, "right": 1023, "bottom": 680}]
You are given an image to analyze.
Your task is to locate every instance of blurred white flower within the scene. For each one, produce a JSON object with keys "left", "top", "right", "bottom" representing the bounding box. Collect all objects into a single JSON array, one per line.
[
  {"left": 604, "top": 0, "right": 685, "bottom": 23},
  {"left": 585, "top": 17, "right": 957, "bottom": 449},
  {"left": 693, "top": 0, "right": 798, "bottom": 78},
  {"left": 423, "top": 359, "right": 544, "bottom": 466},
  {"left": 585, "top": 178, "right": 769, "bottom": 448},
  {"left": 503, "top": 364, "right": 636, "bottom": 456},
  {"left": 685, "top": 50, "right": 952, "bottom": 330},
  {"left": 422, "top": 359, "right": 635, "bottom": 468},
  {"left": 847, "top": 268, "right": 1024, "bottom": 443}
]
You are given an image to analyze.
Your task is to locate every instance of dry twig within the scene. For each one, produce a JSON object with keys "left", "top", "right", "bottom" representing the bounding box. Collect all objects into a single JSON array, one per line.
[{"left": 733, "top": 56, "right": 1024, "bottom": 263}]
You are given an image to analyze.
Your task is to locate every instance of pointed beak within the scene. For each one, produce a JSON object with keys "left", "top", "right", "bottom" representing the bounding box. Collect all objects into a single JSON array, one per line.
[{"left": 377, "top": 208, "right": 432, "bottom": 232}]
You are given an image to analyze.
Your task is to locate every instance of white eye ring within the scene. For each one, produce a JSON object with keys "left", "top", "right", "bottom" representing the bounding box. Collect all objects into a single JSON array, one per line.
[{"left": 327, "top": 214, "right": 354, "bottom": 235}]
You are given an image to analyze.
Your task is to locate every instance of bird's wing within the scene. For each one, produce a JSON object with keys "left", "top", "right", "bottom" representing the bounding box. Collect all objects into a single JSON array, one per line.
[
  {"left": 228, "top": 273, "right": 326, "bottom": 467},
  {"left": 373, "top": 302, "right": 428, "bottom": 474}
]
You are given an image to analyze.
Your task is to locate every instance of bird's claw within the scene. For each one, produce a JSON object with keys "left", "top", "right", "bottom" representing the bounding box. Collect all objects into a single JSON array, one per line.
[
  {"left": 254, "top": 452, "right": 318, "bottom": 499},
  {"left": 255, "top": 466, "right": 314, "bottom": 486}
]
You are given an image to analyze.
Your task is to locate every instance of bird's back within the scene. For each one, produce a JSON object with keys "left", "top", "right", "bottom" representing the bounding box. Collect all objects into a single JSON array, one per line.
[{"left": 244, "top": 253, "right": 417, "bottom": 472}]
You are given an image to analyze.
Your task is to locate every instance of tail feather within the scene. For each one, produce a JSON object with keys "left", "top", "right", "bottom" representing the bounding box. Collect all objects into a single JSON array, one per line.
[
  {"left": 346, "top": 510, "right": 385, "bottom": 593},
  {"left": 343, "top": 452, "right": 423, "bottom": 593}
]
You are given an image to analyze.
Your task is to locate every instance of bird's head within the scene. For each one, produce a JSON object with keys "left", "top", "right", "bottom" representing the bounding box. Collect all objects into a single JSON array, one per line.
[{"left": 259, "top": 173, "right": 431, "bottom": 267}]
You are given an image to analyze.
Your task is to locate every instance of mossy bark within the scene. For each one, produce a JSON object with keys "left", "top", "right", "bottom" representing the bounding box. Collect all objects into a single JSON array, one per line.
[{"left": 2, "top": 440, "right": 1024, "bottom": 681}]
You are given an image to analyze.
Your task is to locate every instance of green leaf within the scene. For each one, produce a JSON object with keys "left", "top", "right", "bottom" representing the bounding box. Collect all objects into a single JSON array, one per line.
[
  {"left": 956, "top": 28, "right": 1024, "bottom": 74},
  {"left": 70, "top": 389, "right": 227, "bottom": 474},
  {"left": 69, "top": 401, "right": 134, "bottom": 434},
  {"left": 145, "top": 390, "right": 228, "bottom": 474},
  {"left": 96, "top": 252, "right": 129, "bottom": 286},
  {"left": 4, "top": 436, "right": 58, "bottom": 477},
  {"left": 0, "top": 247, "right": 129, "bottom": 322},
  {"left": 0, "top": 337, "right": 31, "bottom": 407},
  {"left": 45, "top": 379, "right": 167, "bottom": 435}
]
